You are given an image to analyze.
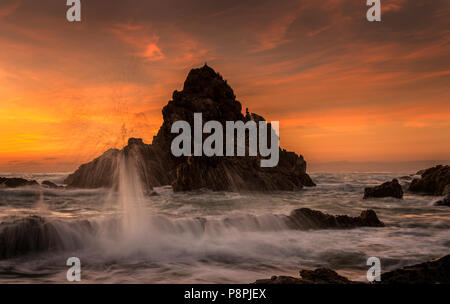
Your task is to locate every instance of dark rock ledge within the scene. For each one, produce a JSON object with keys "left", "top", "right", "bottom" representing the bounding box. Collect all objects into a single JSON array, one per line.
[{"left": 0, "top": 177, "right": 38, "bottom": 188}]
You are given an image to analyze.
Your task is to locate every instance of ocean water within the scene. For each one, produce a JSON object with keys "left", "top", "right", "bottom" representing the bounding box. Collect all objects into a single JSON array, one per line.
[{"left": 0, "top": 171, "right": 449, "bottom": 283}]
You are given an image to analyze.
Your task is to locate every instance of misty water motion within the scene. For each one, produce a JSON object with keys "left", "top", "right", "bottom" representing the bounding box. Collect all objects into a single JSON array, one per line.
[{"left": 0, "top": 163, "right": 449, "bottom": 283}]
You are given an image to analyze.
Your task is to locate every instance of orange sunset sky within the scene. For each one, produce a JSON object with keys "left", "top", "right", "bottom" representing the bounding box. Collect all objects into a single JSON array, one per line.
[{"left": 0, "top": 0, "right": 449, "bottom": 172}]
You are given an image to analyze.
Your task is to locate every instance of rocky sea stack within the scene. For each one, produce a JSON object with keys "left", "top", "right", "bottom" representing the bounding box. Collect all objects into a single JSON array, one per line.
[
  {"left": 363, "top": 179, "right": 403, "bottom": 199},
  {"left": 65, "top": 65, "right": 315, "bottom": 192}
]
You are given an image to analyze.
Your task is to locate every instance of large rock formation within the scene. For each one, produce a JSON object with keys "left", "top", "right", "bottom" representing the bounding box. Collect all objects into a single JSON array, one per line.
[
  {"left": 363, "top": 179, "right": 403, "bottom": 199},
  {"left": 409, "top": 165, "right": 450, "bottom": 195},
  {"left": 65, "top": 65, "right": 315, "bottom": 192}
]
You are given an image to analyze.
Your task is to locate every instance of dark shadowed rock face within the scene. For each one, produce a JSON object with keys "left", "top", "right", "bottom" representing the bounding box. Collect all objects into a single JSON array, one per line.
[
  {"left": 64, "top": 148, "right": 121, "bottom": 188},
  {"left": 363, "top": 179, "right": 403, "bottom": 199},
  {"left": 65, "top": 65, "right": 315, "bottom": 192},
  {"left": 409, "top": 165, "right": 450, "bottom": 195},
  {"left": 286, "top": 208, "right": 384, "bottom": 229},
  {"left": 0, "top": 177, "right": 38, "bottom": 188},
  {"left": 435, "top": 194, "right": 450, "bottom": 206},
  {"left": 379, "top": 254, "right": 450, "bottom": 284}
]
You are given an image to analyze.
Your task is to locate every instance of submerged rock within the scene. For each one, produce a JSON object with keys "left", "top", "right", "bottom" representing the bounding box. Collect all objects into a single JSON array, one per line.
[
  {"left": 0, "top": 216, "right": 63, "bottom": 259},
  {"left": 41, "top": 180, "right": 59, "bottom": 188},
  {"left": 0, "top": 177, "right": 38, "bottom": 188},
  {"left": 65, "top": 65, "right": 315, "bottom": 192},
  {"left": 409, "top": 165, "right": 450, "bottom": 195},
  {"left": 285, "top": 208, "right": 384, "bottom": 229},
  {"left": 0, "top": 216, "right": 93, "bottom": 260},
  {"left": 363, "top": 179, "right": 403, "bottom": 199}
]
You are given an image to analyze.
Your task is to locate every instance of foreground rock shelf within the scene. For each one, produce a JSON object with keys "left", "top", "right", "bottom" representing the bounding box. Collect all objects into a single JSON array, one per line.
[{"left": 253, "top": 254, "right": 450, "bottom": 284}]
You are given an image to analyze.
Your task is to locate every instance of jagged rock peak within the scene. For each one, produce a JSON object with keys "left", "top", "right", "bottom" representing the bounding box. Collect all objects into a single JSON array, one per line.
[
  {"left": 181, "top": 64, "right": 235, "bottom": 100},
  {"left": 128, "top": 138, "right": 144, "bottom": 146},
  {"left": 164, "top": 64, "right": 243, "bottom": 126}
]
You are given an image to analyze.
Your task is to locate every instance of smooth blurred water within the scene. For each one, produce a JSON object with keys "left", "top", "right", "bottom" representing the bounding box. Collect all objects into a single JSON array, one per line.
[{"left": 0, "top": 172, "right": 448, "bottom": 283}]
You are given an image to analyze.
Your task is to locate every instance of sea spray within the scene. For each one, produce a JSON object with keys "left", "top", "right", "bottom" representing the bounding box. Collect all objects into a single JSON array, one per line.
[
  {"left": 35, "top": 190, "right": 51, "bottom": 216},
  {"left": 115, "top": 147, "right": 150, "bottom": 243}
]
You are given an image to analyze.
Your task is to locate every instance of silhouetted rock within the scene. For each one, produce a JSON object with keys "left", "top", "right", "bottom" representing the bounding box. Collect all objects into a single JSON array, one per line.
[
  {"left": 41, "top": 180, "right": 59, "bottom": 188},
  {"left": 379, "top": 254, "right": 450, "bottom": 284},
  {"left": 285, "top": 208, "right": 384, "bottom": 229},
  {"left": 0, "top": 177, "right": 38, "bottom": 188},
  {"left": 65, "top": 65, "right": 315, "bottom": 192},
  {"left": 409, "top": 165, "right": 450, "bottom": 195},
  {"left": 435, "top": 194, "right": 450, "bottom": 207},
  {"left": 363, "top": 179, "right": 403, "bottom": 199}
]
